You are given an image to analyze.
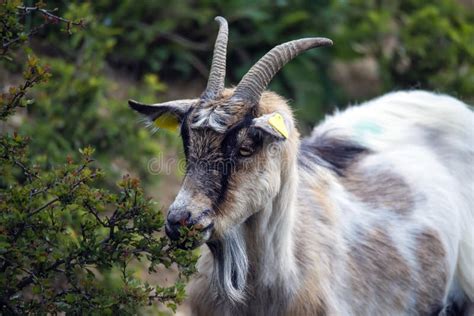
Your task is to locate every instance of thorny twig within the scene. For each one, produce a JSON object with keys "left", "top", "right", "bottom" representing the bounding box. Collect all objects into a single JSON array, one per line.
[
  {"left": 0, "top": 69, "right": 48, "bottom": 120},
  {"left": 28, "top": 171, "right": 99, "bottom": 217},
  {"left": 1, "top": 5, "right": 85, "bottom": 54}
]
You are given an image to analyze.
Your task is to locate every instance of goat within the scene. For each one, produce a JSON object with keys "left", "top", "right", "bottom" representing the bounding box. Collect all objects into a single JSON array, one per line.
[{"left": 129, "top": 17, "right": 474, "bottom": 315}]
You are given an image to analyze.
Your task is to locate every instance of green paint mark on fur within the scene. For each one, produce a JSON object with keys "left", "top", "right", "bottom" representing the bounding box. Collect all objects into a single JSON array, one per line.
[{"left": 353, "top": 121, "right": 383, "bottom": 144}]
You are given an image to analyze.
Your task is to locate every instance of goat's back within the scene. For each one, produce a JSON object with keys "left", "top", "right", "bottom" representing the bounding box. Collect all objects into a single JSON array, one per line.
[{"left": 306, "top": 90, "right": 473, "bottom": 312}]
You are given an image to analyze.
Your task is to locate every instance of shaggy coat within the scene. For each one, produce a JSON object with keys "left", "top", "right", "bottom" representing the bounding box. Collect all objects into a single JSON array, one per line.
[
  {"left": 128, "top": 18, "right": 473, "bottom": 315},
  {"left": 183, "top": 90, "right": 474, "bottom": 315}
]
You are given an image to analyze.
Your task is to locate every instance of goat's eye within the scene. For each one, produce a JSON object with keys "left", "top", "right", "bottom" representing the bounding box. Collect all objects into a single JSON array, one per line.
[{"left": 238, "top": 146, "right": 254, "bottom": 157}]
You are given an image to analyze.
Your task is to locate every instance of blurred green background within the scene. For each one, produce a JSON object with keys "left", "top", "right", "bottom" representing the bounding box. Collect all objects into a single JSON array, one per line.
[
  {"left": 1, "top": 0, "right": 473, "bottom": 314},
  {"left": 3, "top": 0, "right": 474, "bottom": 189}
]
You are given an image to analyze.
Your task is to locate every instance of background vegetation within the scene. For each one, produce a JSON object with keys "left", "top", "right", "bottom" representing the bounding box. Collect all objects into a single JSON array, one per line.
[{"left": 1, "top": 0, "right": 473, "bottom": 314}]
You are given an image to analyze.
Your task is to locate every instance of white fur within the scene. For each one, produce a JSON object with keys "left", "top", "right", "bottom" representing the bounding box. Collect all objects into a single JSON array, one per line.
[
  {"left": 187, "top": 90, "right": 473, "bottom": 315},
  {"left": 313, "top": 91, "right": 474, "bottom": 301}
]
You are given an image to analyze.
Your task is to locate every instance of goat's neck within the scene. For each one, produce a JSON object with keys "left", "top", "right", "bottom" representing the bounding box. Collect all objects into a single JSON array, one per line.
[{"left": 245, "top": 153, "right": 301, "bottom": 296}]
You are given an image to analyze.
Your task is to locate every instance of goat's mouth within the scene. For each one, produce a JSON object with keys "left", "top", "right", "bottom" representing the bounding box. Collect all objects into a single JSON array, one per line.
[{"left": 172, "top": 222, "right": 215, "bottom": 250}]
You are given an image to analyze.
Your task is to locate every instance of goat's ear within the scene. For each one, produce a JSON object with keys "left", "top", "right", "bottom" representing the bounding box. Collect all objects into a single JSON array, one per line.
[
  {"left": 128, "top": 99, "right": 198, "bottom": 131},
  {"left": 252, "top": 112, "right": 290, "bottom": 140}
]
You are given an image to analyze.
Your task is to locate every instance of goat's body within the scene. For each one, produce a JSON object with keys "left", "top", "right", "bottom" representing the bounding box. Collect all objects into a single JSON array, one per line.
[
  {"left": 297, "top": 91, "right": 474, "bottom": 314},
  {"left": 188, "top": 91, "right": 474, "bottom": 315}
]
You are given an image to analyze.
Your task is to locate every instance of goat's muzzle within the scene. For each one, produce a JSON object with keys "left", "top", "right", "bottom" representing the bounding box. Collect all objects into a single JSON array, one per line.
[
  {"left": 165, "top": 208, "right": 214, "bottom": 249},
  {"left": 165, "top": 209, "right": 191, "bottom": 240}
]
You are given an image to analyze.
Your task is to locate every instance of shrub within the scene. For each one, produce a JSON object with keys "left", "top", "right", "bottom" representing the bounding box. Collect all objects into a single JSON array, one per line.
[
  {"left": 0, "top": 3, "right": 198, "bottom": 314},
  {"left": 333, "top": 0, "right": 474, "bottom": 99}
]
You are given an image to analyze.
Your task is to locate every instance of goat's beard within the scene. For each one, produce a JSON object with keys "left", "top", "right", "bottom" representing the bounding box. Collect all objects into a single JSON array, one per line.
[{"left": 207, "top": 226, "right": 249, "bottom": 304}]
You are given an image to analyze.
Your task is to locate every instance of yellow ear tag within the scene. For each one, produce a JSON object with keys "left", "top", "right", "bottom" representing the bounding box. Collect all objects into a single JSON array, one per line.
[
  {"left": 268, "top": 113, "right": 288, "bottom": 139},
  {"left": 154, "top": 112, "right": 179, "bottom": 131}
]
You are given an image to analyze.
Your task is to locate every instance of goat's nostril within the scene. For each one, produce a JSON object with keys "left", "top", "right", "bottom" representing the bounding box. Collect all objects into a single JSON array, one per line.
[
  {"left": 167, "top": 210, "right": 191, "bottom": 226},
  {"left": 166, "top": 210, "right": 192, "bottom": 241}
]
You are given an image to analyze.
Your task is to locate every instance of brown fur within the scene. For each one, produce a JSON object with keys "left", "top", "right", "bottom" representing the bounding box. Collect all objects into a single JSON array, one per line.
[
  {"left": 289, "top": 284, "right": 328, "bottom": 316},
  {"left": 290, "top": 240, "right": 331, "bottom": 316},
  {"left": 342, "top": 164, "right": 415, "bottom": 215},
  {"left": 213, "top": 147, "right": 268, "bottom": 232},
  {"left": 289, "top": 180, "right": 341, "bottom": 316},
  {"left": 184, "top": 89, "right": 296, "bottom": 234},
  {"left": 348, "top": 226, "right": 412, "bottom": 313},
  {"left": 414, "top": 228, "right": 448, "bottom": 314},
  {"left": 311, "top": 178, "right": 337, "bottom": 224},
  {"left": 192, "top": 89, "right": 292, "bottom": 129}
]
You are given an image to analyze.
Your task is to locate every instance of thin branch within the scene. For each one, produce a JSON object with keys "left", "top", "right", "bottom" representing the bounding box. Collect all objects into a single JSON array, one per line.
[
  {"left": 184, "top": 53, "right": 209, "bottom": 78},
  {"left": 30, "top": 161, "right": 92, "bottom": 197},
  {"left": 1, "top": 22, "right": 47, "bottom": 51},
  {"left": 1, "top": 69, "right": 48, "bottom": 120},
  {"left": 29, "top": 197, "right": 59, "bottom": 216},
  {"left": 84, "top": 202, "right": 107, "bottom": 227},
  {"left": 28, "top": 169, "right": 98, "bottom": 217},
  {"left": 1, "top": 5, "right": 85, "bottom": 53},
  {"left": 15, "top": 258, "right": 65, "bottom": 291},
  {"left": 17, "top": 6, "right": 85, "bottom": 33},
  {"left": 30, "top": 184, "right": 53, "bottom": 197},
  {"left": 13, "top": 159, "right": 39, "bottom": 181},
  {"left": 160, "top": 31, "right": 209, "bottom": 52}
]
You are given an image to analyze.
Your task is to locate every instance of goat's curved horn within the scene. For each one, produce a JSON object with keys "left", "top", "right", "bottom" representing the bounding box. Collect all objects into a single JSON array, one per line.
[
  {"left": 200, "top": 16, "right": 229, "bottom": 101},
  {"left": 232, "top": 37, "right": 332, "bottom": 105}
]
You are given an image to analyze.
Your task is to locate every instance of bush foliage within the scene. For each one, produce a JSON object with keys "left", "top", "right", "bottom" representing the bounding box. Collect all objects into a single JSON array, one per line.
[{"left": 1, "top": 3, "right": 197, "bottom": 314}]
